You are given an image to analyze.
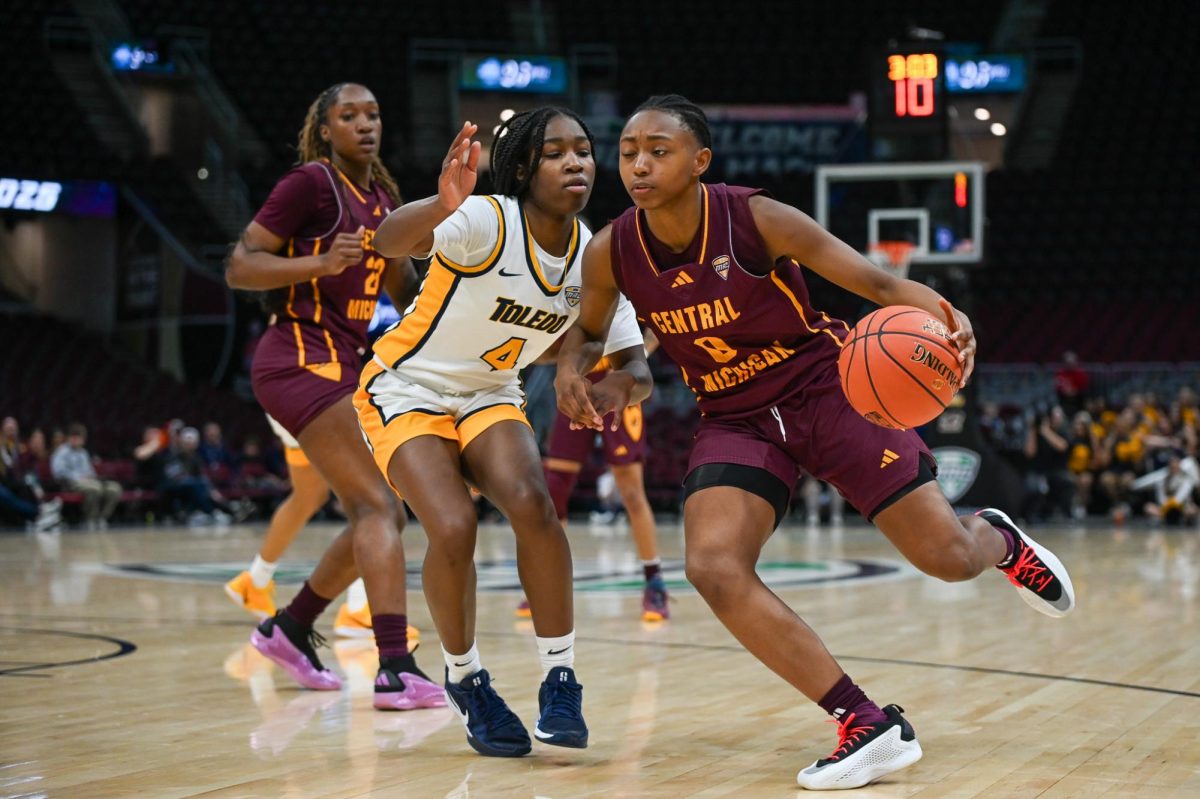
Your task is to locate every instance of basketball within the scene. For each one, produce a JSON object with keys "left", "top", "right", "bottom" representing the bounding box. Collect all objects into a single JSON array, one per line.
[{"left": 838, "top": 305, "right": 963, "bottom": 430}]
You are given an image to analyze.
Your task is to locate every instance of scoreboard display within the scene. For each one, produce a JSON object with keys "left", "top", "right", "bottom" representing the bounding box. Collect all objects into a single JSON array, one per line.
[{"left": 868, "top": 45, "right": 947, "bottom": 160}]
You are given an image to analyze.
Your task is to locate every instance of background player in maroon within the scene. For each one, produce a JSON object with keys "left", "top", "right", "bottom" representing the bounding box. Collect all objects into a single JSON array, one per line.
[
  {"left": 533, "top": 329, "right": 669, "bottom": 621},
  {"left": 225, "top": 83, "right": 443, "bottom": 711},
  {"left": 556, "top": 95, "right": 1075, "bottom": 790}
]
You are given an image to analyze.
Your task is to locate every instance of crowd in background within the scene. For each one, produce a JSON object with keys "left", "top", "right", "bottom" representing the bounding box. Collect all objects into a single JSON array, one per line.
[
  {"left": 983, "top": 383, "right": 1199, "bottom": 526},
  {"left": 4, "top": 378, "right": 1199, "bottom": 532},
  {"left": 0, "top": 416, "right": 293, "bottom": 531}
]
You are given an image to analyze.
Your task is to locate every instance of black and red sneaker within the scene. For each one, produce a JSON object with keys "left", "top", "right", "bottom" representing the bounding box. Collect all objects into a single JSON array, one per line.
[
  {"left": 978, "top": 508, "right": 1076, "bottom": 618},
  {"left": 796, "top": 704, "right": 923, "bottom": 790}
]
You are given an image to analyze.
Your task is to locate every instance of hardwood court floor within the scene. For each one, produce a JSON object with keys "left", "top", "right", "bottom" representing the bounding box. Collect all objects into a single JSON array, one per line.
[{"left": 2, "top": 518, "right": 1198, "bottom": 798}]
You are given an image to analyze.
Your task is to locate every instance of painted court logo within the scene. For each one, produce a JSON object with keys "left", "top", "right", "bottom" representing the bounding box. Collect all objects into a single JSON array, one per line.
[{"left": 100, "top": 558, "right": 913, "bottom": 593}]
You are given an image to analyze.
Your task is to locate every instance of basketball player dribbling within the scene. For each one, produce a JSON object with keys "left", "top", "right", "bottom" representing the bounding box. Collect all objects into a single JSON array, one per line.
[
  {"left": 225, "top": 83, "right": 444, "bottom": 711},
  {"left": 365, "top": 109, "right": 647, "bottom": 757},
  {"left": 556, "top": 95, "right": 1075, "bottom": 790}
]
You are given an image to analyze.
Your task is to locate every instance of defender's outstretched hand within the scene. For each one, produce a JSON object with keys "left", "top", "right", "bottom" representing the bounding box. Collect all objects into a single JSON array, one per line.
[{"left": 438, "top": 122, "right": 482, "bottom": 212}]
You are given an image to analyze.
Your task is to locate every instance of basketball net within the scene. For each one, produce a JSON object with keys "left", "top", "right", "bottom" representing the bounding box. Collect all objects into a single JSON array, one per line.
[{"left": 867, "top": 240, "right": 916, "bottom": 280}]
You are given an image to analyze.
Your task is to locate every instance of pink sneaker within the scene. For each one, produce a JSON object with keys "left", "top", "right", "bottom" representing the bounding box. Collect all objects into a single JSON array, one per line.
[
  {"left": 373, "top": 669, "right": 448, "bottom": 710},
  {"left": 250, "top": 612, "right": 342, "bottom": 691}
]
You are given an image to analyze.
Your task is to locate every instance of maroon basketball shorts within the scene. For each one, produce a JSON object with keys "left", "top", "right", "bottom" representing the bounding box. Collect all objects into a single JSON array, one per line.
[
  {"left": 251, "top": 330, "right": 359, "bottom": 440},
  {"left": 687, "top": 382, "right": 935, "bottom": 519},
  {"left": 545, "top": 403, "right": 647, "bottom": 466}
]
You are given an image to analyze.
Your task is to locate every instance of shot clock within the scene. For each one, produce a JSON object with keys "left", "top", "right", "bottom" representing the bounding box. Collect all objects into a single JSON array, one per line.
[{"left": 868, "top": 44, "right": 947, "bottom": 161}]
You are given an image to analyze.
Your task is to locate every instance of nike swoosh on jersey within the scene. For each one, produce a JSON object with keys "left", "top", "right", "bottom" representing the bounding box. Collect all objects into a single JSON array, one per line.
[{"left": 498, "top": 268, "right": 523, "bottom": 276}]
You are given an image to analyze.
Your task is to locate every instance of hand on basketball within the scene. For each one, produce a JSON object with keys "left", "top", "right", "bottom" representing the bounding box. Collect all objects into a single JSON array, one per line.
[
  {"left": 438, "top": 122, "right": 482, "bottom": 212},
  {"left": 319, "top": 226, "right": 366, "bottom": 276},
  {"left": 556, "top": 372, "right": 604, "bottom": 431},
  {"left": 939, "top": 298, "right": 975, "bottom": 385}
]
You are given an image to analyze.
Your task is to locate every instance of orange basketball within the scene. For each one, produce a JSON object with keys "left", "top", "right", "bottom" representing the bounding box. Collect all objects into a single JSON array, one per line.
[{"left": 837, "top": 305, "right": 963, "bottom": 430}]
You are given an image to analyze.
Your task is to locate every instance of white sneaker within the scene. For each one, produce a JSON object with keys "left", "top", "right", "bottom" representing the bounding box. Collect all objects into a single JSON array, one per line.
[
  {"left": 978, "top": 508, "right": 1076, "bottom": 618},
  {"left": 797, "top": 704, "right": 922, "bottom": 790},
  {"left": 35, "top": 499, "right": 63, "bottom": 531}
]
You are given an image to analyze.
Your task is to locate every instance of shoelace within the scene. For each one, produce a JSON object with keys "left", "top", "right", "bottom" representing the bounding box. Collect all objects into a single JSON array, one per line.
[
  {"left": 296, "top": 627, "right": 330, "bottom": 667},
  {"left": 824, "top": 712, "right": 875, "bottom": 762},
  {"left": 467, "top": 681, "right": 521, "bottom": 730},
  {"left": 541, "top": 680, "right": 583, "bottom": 720},
  {"left": 1003, "top": 545, "right": 1053, "bottom": 592}
]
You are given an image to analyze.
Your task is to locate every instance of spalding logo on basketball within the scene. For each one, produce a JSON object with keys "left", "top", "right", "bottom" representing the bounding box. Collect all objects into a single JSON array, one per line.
[{"left": 837, "top": 305, "right": 963, "bottom": 430}]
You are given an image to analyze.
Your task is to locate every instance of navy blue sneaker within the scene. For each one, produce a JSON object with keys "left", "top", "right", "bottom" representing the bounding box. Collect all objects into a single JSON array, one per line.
[
  {"left": 443, "top": 669, "right": 531, "bottom": 757},
  {"left": 534, "top": 666, "right": 588, "bottom": 748}
]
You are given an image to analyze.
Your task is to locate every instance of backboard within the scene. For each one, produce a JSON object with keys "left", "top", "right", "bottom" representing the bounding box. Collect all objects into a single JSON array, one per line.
[{"left": 814, "top": 161, "right": 985, "bottom": 265}]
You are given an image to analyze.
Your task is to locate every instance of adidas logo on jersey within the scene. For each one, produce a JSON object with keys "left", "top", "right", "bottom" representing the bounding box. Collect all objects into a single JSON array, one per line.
[
  {"left": 670, "top": 272, "right": 694, "bottom": 288},
  {"left": 880, "top": 449, "right": 900, "bottom": 468}
]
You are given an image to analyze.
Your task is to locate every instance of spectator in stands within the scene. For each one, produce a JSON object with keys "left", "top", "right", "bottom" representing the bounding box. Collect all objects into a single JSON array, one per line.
[
  {"left": 198, "top": 421, "right": 237, "bottom": 488},
  {"left": 133, "top": 425, "right": 166, "bottom": 486},
  {"left": 978, "top": 402, "right": 1005, "bottom": 449},
  {"left": 49, "top": 427, "right": 66, "bottom": 454},
  {"left": 198, "top": 422, "right": 235, "bottom": 468},
  {"left": 0, "top": 418, "right": 61, "bottom": 531},
  {"left": 18, "top": 428, "right": 52, "bottom": 488},
  {"left": 1053, "top": 351, "right": 1090, "bottom": 416},
  {"left": 50, "top": 423, "right": 121, "bottom": 529},
  {"left": 1135, "top": 450, "right": 1199, "bottom": 526},
  {"left": 1, "top": 416, "right": 19, "bottom": 468},
  {"left": 1099, "top": 409, "right": 1145, "bottom": 522},
  {"left": 237, "top": 436, "right": 288, "bottom": 493},
  {"left": 1067, "top": 412, "right": 1102, "bottom": 519},
  {"left": 1022, "top": 406, "right": 1073, "bottom": 522},
  {"left": 137, "top": 425, "right": 231, "bottom": 527},
  {"left": 1172, "top": 386, "right": 1198, "bottom": 430}
]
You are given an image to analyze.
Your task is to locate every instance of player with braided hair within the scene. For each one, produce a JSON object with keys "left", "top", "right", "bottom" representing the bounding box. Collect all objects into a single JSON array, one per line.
[
  {"left": 226, "top": 83, "right": 445, "bottom": 712},
  {"left": 362, "top": 108, "right": 647, "bottom": 757},
  {"left": 556, "top": 93, "right": 1075, "bottom": 789}
]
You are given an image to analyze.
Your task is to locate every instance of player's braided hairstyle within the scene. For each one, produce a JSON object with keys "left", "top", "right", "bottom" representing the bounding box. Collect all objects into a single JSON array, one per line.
[
  {"left": 489, "top": 106, "right": 594, "bottom": 199},
  {"left": 297, "top": 82, "right": 402, "bottom": 205},
  {"left": 632, "top": 94, "right": 713, "bottom": 150}
]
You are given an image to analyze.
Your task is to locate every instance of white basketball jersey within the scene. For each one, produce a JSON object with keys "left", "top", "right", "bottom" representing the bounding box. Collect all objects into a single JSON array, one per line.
[{"left": 371, "top": 195, "right": 641, "bottom": 394}]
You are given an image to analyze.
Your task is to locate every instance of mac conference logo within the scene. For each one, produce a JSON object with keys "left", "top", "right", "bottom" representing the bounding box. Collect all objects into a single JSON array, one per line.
[
  {"left": 564, "top": 285, "right": 582, "bottom": 307},
  {"left": 932, "top": 446, "right": 982, "bottom": 502},
  {"left": 102, "top": 558, "right": 911, "bottom": 592}
]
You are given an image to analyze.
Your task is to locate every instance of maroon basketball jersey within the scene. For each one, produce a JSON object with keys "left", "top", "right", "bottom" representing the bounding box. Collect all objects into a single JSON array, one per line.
[
  {"left": 610, "top": 183, "right": 849, "bottom": 418},
  {"left": 254, "top": 160, "right": 396, "bottom": 368}
]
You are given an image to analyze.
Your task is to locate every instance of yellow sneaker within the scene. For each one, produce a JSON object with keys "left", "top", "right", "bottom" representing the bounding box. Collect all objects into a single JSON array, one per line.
[
  {"left": 333, "top": 601, "right": 420, "bottom": 651},
  {"left": 224, "top": 571, "right": 276, "bottom": 620}
]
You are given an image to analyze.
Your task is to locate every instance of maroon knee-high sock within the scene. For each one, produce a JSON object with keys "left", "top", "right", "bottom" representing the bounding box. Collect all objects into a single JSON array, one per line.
[
  {"left": 374, "top": 613, "right": 409, "bottom": 660},
  {"left": 284, "top": 581, "right": 333, "bottom": 627},
  {"left": 818, "top": 674, "right": 888, "bottom": 726}
]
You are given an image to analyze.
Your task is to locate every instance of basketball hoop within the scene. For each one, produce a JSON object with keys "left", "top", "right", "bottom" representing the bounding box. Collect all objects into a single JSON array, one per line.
[{"left": 867, "top": 240, "right": 916, "bottom": 280}]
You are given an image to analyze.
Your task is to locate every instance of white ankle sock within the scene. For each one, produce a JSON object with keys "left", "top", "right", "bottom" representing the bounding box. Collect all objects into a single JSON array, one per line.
[
  {"left": 347, "top": 578, "right": 369, "bottom": 612},
  {"left": 443, "top": 643, "right": 482, "bottom": 683},
  {"left": 536, "top": 631, "right": 575, "bottom": 677},
  {"left": 249, "top": 555, "right": 276, "bottom": 589}
]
